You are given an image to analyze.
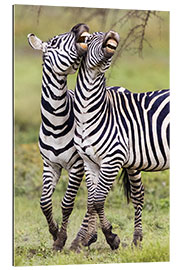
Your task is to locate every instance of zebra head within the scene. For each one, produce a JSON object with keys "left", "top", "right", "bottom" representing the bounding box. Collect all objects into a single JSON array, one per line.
[
  {"left": 85, "top": 31, "right": 120, "bottom": 74},
  {"left": 27, "top": 23, "right": 90, "bottom": 75}
]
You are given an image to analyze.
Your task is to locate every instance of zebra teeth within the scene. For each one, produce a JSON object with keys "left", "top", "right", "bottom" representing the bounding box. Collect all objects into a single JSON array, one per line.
[
  {"left": 77, "top": 32, "right": 90, "bottom": 50},
  {"left": 106, "top": 39, "right": 118, "bottom": 53},
  {"left": 81, "top": 32, "right": 90, "bottom": 38}
]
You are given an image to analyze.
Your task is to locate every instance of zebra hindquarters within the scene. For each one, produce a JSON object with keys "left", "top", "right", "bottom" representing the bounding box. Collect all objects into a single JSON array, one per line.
[
  {"left": 40, "top": 161, "right": 61, "bottom": 241},
  {"left": 126, "top": 169, "right": 144, "bottom": 246}
]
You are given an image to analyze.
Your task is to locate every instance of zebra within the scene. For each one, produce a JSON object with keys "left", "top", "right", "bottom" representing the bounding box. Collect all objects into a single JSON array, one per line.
[
  {"left": 27, "top": 23, "right": 97, "bottom": 251},
  {"left": 73, "top": 30, "right": 169, "bottom": 250}
]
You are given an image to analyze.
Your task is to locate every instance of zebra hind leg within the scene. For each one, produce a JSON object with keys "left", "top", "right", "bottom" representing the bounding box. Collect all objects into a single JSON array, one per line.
[{"left": 40, "top": 162, "right": 61, "bottom": 242}]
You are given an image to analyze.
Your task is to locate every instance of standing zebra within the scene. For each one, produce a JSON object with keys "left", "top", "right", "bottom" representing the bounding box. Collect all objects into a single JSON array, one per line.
[
  {"left": 73, "top": 31, "right": 169, "bottom": 250},
  {"left": 27, "top": 24, "right": 95, "bottom": 251}
]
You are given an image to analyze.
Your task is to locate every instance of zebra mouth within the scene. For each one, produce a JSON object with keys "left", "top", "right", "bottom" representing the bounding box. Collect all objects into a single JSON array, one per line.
[
  {"left": 77, "top": 32, "right": 90, "bottom": 50},
  {"left": 103, "top": 31, "right": 120, "bottom": 57},
  {"left": 105, "top": 39, "right": 118, "bottom": 53}
]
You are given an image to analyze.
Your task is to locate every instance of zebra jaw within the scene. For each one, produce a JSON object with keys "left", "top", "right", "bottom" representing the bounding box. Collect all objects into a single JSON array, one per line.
[{"left": 77, "top": 32, "right": 90, "bottom": 50}]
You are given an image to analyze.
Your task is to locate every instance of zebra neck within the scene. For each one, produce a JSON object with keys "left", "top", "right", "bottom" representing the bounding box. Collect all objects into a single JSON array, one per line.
[
  {"left": 74, "top": 65, "right": 108, "bottom": 127},
  {"left": 40, "top": 63, "right": 74, "bottom": 136},
  {"left": 42, "top": 62, "right": 68, "bottom": 110},
  {"left": 75, "top": 65, "right": 106, "bottom": 100}
]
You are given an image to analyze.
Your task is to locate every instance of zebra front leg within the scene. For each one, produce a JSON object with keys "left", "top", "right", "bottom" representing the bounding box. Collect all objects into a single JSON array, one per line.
[
  {"left": 70, "top": 164, "right": 100, "bottom": 251},
  {"left": 127, "top": 170, "right": 144, "bottom": 246},
  {"left": 70, "top": 212, "right": 98, "bottom": 252},
  {"left": 81, "top": 204, "right": 98, "bottom": 248},
  {"left": 53, "top": 207, "right": 72, "bottom": 251},
  {"left": 40, "top": 162, "right": 61, "bottom": 241},
  {"left": 53, "top": 164, "right": 84, "bottom": 251},
  {"left": 70, "top": 212, "right": 90, "bottom": 252},
  {"left": 94, "top": 167, "right": 120, "bottom": 250},
  {"left": 95, "top": 200, "right": 120, "bottom": 250}
]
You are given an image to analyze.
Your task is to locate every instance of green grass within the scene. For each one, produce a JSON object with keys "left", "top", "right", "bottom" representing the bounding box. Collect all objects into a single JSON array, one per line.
[
  {"left": 14, "top": 198, "right": 169, "bottom": 266},
  {"left": 14, "top": 143, "right": 169, "bottom": 266},
  {"left": 14, "top": 194, "right": 169, "bottom": 266}
]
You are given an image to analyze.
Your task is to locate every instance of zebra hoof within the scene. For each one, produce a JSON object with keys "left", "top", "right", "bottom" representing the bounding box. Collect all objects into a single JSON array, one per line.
[
  {"left": 103, "top": 227, "right": 120, "bottom": 250},
  {"left": 82, "top": 233, "right": 97, "bottom": 247},
  {"left": 108, "top": 233, "right": 120, "bottom": 250},
  {"left": 103, "top": 226, "right": 120, "bottom": 250},
  {"left": 52, "top": 231, "right": 67, "bottom": 251},
  {"left": 69, "top": 239, "right": 82, "bottom": 253},
  {"left": 132, "top": 230, "right": 143, "bottom": 247}
]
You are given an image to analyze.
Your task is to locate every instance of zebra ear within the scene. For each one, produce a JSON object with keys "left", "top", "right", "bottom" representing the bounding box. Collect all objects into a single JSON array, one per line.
[{"left": 27, "top": 34, "right": 47, "bottom": 52}]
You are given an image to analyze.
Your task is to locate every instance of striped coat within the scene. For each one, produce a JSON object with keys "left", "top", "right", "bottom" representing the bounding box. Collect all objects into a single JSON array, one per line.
[{"left": 73, "top": 31, "right": 169, "bottom": 249}]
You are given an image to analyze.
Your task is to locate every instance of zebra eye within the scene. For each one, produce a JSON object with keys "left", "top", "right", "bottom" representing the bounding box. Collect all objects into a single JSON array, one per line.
[{"left": 51, "top": 39, "right": 58, "bottom": 46}]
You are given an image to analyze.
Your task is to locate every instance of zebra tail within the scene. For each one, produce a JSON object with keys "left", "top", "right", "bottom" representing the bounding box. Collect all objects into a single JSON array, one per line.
[{"left": 119, "top": 168, "right": 131, "bottom": 204}]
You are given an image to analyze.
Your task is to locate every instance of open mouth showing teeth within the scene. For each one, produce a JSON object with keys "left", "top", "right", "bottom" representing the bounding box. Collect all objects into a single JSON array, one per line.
[
  {"left": 77, "top": 32, "right": 90, "bottom": 49},
  {"left": 105, "top": 38, "right": 118, "bottom": 53},
  {"left": 102, "top": 31, "right": 119, "bottom": 57}
]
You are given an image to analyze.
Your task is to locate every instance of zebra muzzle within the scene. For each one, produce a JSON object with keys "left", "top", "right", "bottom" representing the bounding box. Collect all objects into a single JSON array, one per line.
[
  {"left": 106, "top": 39, "right": 118, "bottom": 53},
  {"left": 103, "top": 31, "right": 120, "bottom": 57}
]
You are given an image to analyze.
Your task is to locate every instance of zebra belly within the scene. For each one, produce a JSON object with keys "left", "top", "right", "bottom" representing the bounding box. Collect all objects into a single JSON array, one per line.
[{"left": 125, "top": 147, "right": 169, "bottom": 171}]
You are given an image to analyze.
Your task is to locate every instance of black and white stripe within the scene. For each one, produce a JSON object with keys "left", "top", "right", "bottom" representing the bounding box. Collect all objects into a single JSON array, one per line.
[
  {"left": 73, "top": 31, "right": 170, "bottom": 249},
  {"left": 28, "top": 24, "right": 95, "bottom": 251}
]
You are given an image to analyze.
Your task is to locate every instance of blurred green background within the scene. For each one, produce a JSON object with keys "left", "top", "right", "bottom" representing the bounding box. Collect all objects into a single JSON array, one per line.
[{"left": 14, "top": 5, "right": 169, "bottom": 266}]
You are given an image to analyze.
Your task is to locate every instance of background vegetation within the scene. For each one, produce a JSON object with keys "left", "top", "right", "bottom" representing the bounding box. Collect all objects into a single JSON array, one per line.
[{"left": 14, "top": 5, "right": 169, "bottom": 266}]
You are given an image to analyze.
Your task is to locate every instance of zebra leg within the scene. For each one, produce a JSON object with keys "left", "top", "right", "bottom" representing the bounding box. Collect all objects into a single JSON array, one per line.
[
  {"left": 53, "top": 162, "right": 84, "bottom": 251},
  {"left": 70, "top": 212, "right": 91, "bottom": 252},
  {"left": 92, "top": 167, "right": 120, "bottom": 250},
  {"left": 95, "top": 199, "right": 120, "bottom": 250},
  {"left": 127, "top": 170, "right": 144, "bottom": 246},
  {"left": 70, "top": 166, "right": 98, "bottom": 251},
  {"left": 80, "top": 202, "right": 98, "bottom": 248},
  {"left": 40, "top": 162, "right": 61, "bottom": 241},
  {"left": 71, "top": 164, "right": 100, "bottom": 250},
  {"left": 70, "top": 211, "right": 98, "bottom": 252}
]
